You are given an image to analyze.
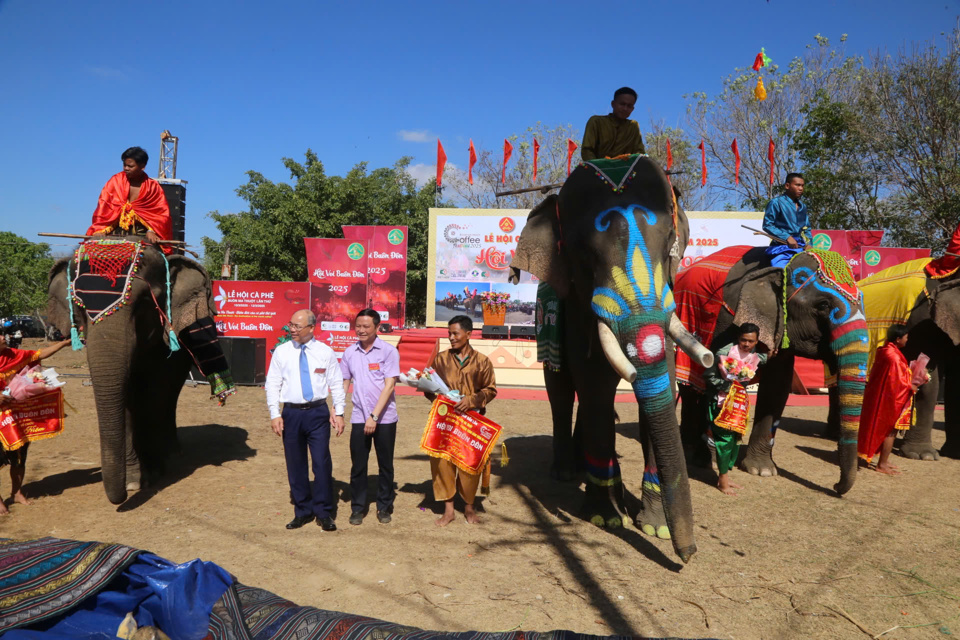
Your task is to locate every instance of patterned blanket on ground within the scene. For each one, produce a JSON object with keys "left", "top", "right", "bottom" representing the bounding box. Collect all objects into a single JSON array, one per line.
[
  {"left": 674, "top": 246, "right": 754, "bottom": 391},
  {"left": 858, "top": 257, "right": 932, "bottom": 373},
  {"left": 0, "top": 537, "right": 141, "bottom": 632}
]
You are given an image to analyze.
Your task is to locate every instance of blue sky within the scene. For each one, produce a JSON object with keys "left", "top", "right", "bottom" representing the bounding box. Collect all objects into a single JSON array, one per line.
[{"left": 1, "top": 0, "right": 956, "bottom": 256}]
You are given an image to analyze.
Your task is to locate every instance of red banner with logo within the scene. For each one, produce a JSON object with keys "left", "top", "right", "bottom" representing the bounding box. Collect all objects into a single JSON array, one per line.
[
  {"left": 343, "top": 225, "right": 408, "bottom": 328},
  {"left": 305, "top": 238, "right": 369, "bottom": 355},
  {"left": 420, "top": 396, "right": 502, "bottom": 475},
  {"left": 212, "top": 280, "right": 312, "bottom": 368},
  {"left": 860, "top": 247, "right": 931, "bottom": 279},
  {"left": 713, "top": 383, "right": 749, "bottom": 435},
  {"left": 0, "top": 390, "right": 64, "bottom": 450},
  {"left": 811, "top": 230, "right": 884, "bottom": 280}
]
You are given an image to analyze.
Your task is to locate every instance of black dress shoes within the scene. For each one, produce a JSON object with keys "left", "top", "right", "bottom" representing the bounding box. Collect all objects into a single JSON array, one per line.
[
  {"left": 285, "top": 515, "right": 315, "bottom": 530},
  {"left": 318, "top": 516, "right": 337, "bottom": 531},
  {"left": 377, "top": 511, "right": 392, "bottom": 524}
]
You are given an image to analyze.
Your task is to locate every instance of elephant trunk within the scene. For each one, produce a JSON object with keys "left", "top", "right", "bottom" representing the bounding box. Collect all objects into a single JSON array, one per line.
[
  {"left": 85, "top": 314, "right": 136, "bottom": 505},
  {"left": 830, "top": 317, "right": 869, "bottom": 496},
  {"left": 668, "top": 313, "right": 714, "bottom": 369},
  {"left": 615, "top": 319, "right": 696, "bottom": 562}
]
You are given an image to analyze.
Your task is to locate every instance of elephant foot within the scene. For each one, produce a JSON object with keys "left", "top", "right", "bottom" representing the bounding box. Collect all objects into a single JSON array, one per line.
[
  {"left": 899, "top": 441, "right": 940, "bottom": 461},
  {"left": 741, "top": 450, "right": 778, "bottom": 477},
  {"left": 636, "top": 470, "right": 670, "bottom": 540},
  {"left": 126, "top": 481, "right": 141, "bottom": 492},
  {"left": 939, "top": 439, "right": 960, "bottom": 459},
  {"left": 582, "top": 483, "right": 623, "bottom": 529}
]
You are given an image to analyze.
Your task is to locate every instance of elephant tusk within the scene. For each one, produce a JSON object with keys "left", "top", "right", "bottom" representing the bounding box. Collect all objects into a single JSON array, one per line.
[
  {"left": 668, "top": 314, "right": 715, "bottom": 369},
  {"left": 597, "top": 321, "right": 638, "bottom": 383}
]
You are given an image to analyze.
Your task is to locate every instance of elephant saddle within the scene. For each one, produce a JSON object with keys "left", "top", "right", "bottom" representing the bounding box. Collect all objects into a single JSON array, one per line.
[
  {"left": 674, "top": 246, "right": 754, "bottom": 391},
  {"left": 70, "top": 240, "right": 144, "bottom": 323}
]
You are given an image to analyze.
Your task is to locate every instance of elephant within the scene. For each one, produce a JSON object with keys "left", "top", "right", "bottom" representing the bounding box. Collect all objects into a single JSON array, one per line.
[
  {"left": 510, "top": 154, "right": 713, "bottom": 563},
  {"left": 851, "top": 258, "right": 960, "bottom": 460},
  {"left": 461, "top": 292, "right": 483, "bottom": 318},
  {"left": 47, "top": 238, "right": 221, "bottom": 504},
  {"left": 674, "top": 246, "right": 869, "bottom": 496}
]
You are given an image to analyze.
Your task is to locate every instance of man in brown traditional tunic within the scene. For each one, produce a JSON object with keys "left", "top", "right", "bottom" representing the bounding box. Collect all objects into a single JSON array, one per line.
[
  {"left": 580, "top": 87, "right": 646, "bottom": 161},
  {"left": 427, "top": 315, "right": 497, "bottom": 526}
]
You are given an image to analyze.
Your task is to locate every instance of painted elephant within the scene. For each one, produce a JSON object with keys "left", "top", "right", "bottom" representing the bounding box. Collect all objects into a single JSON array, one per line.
[
  {"left": 510, "top": 155, "right": 712, "bottom": 563},
  {"left": 47, "top": 239, "right": 220, "bottom": 504},
  {"left": 461, "top": 292, "right": 483, "bottom": 317},
  {"left": 675, "top": 246, "right": 869, "bottom": 495},
  {"left": 850, "top": 258, "right": 960, "bottom": 460}
]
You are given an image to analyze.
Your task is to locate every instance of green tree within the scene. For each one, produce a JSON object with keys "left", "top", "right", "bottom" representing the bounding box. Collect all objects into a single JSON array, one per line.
[
  {"left": 202, "top": 152, "right": 450, "bottom": 325},
  {"left": 0, "top": 232, "right": 54, "bottom": 318},
  {"left": 644, "top": 122, "right": 717, "bottom": 212}
]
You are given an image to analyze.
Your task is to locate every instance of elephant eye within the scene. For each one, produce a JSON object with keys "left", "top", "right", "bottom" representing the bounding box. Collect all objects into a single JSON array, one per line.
[{"left": 815, "top": 300, "right": 831, "bottom": 312}]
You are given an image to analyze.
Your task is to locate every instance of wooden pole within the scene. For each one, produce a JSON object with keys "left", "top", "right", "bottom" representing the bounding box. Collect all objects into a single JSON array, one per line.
[
  {"left": 495, "top": 183, "right": 564, "bottom": 198},
  {"left": 740, "top": 225, "right": 787, "bottom": 245},
  {"left": 38, "top": 232, "right": 186, "bottom": 245}
]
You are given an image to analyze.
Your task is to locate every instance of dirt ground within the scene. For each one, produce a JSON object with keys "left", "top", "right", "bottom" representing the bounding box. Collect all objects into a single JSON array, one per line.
[{"left": 4, "top": 339, "right": 960, "bottom": 640}]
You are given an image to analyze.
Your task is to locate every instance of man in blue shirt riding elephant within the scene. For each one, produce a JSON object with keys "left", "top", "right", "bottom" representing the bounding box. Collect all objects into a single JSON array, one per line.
[{"left": 763, "top": 173, "right": 811, "bottom": 268}]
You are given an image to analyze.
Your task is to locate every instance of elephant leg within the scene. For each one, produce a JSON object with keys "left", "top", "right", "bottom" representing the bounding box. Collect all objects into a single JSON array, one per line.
[
  {"left": 901, "top": 368, "right": 940, "bottom": 461},
  {"left": 634, "top": 423, "right": 670, "bottom": 539},
  {"left": 545, "top": 367, "right": 577, "bottom": 481},
  {"left": 941, "top": 364, "right": 960, "bottom": 458},
  {"left": 124, "top": 406, "right": 141, "bottom": 492},
  {"left": 678, "top": 384, "right": 710, "bottom": 467},
  {"left": 742, "top": 353, "right": 793, "bottom": 477}
]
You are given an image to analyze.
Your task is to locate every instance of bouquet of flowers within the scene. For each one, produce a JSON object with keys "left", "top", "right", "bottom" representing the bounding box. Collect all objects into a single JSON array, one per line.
[
  {"left": 399, "top": 368, "right": 463, "bottom": 402},
  {"left": 718, "top": 345, "right": 760, "bottom": 384},
  {"left": 909, "top": 353, "right": 932, "bottom": 388},
  {"left": 480, "top": 291, "right": 511, "bottom": 312},
  {"left": 1, "top": 365, "right": 66, "bottom": 401}
]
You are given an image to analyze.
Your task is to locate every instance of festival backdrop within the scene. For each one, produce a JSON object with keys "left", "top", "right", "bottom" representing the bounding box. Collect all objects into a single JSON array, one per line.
[
  {"left": 859, "top": 247, "right": 931, "bottom": 279},
  {"left": 427, "top": 208, "right": 766, "bottom": 327},
  {"left": 305, "top": 238, "right": 369, "bottom": 354},
  {"left": 811, "top": 229, "right": 885, "bottom": 280},
  {"left": 342, "top": 225, "right": 408, "bottom": 328},
  {"left": 211, "top": 280, "right": 312, "bottom": 368}
]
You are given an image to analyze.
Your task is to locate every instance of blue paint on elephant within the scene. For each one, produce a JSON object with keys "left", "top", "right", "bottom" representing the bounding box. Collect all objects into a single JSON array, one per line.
[{"left": 791, "top": 266, "right": 853, "bottom": 324}]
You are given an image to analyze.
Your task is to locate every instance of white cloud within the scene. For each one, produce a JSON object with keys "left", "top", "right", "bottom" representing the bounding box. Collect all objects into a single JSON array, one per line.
[
  {"left": 397, "top": 129, "right": 436, "bottom": 143},
  {"left": 405, "top": 162, "right": 459, "bottom": 187}
]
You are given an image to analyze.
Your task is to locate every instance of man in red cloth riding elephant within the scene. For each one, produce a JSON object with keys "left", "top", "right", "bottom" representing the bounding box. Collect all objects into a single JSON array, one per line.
[{"left": 86, "top": 147, "right": 173, "bottom": 253}]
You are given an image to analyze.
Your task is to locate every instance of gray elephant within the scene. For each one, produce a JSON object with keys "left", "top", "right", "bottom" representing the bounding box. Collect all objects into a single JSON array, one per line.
[
  {"left": 853, "top": 257, "right": 960, "bottom": 460},
  {"left": 48, "top": 238, "right": 231, "bottom": 504},
  {"left": 510, "top": 155, "right": 712, "bottom": 563},
  {"left": 674, "top": 246, "right": 869, "bottom": 495}
]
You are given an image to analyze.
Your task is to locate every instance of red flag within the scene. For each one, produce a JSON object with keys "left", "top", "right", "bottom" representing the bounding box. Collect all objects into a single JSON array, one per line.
[
  {"left": 698, "top": 139, "right": 707, "bottom": 186},
  {"left": 532, "top": 138, "right": 540, "bottom": 183},
  {"left": 436, "top": 140, "right": 447, "bottom": 188},
  {"left": 731, "top": 138, "right": 741, "bottom": 185},
  {"left": 502, "top": 139, "right": 514, "bottom": 184},
  {"left": 566, "top": 138, "right": 578, "bottom": 176},
  {"left": 768, "top": 137, "right": 776, "bottom": 185},
  {"left": 666, "top": 138, "right": 673, "bottom": 170},
  {"left": 468, "top": 139, "right": 477, "bottom": 185},
  {"left": 752, "top": 52, "right": 764, "bottom": 72}
]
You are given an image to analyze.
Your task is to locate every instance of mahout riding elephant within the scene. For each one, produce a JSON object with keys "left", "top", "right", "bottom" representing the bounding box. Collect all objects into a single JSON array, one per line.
[
  {"left": 850, "top": 258, "right": 960, "bottom": 460},
  {"left": 461, "top": 291, "right": 483, "bottom": 317},
  {"left": 674, "top": 246, "right": 869, "bottom": 496},
  {"left": 510, "top": 154, "right": 713, "bottom": 563},
  {"left": 47, "top": 237, "right": 222, "bottom": 505}
]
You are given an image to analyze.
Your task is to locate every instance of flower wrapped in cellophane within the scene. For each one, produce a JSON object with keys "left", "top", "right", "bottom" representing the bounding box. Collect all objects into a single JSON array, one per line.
[
  {"left": 718, "top": 345, "right": 761, "bottom": 384},
  {"left": 399, "top": 367, "right": 462, "bottom": 402},
  {"left": 2, "top": 365, "right": 66, "bottom": 401}
]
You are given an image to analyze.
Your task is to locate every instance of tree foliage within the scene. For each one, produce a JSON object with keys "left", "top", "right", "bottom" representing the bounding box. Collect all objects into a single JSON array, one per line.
[
  {"left": 202, "top": 152, "right": 449, "bottom": 324},
  {"left": 0, "top": 232, "right": 54, "bottom": 318}
]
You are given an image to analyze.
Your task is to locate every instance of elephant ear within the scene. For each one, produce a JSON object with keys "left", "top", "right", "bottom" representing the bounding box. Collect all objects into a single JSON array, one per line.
[
  {"left": 732, "top": 267, "right": 785, "bottom": 353},
  {"left": 47, "top": 257, "right": 81, "bottom": 335},
  {"left": 931, "top": 278, "right": 960, "bottom": 346},
  {"left": 510, "top": 194, "right": 569, "bottom": 296},
  {"left": 668, "top": 186, "right": 688, "bottom": 283},
  {"left": 167, "top": 255, "right": 215, "bottom": 335}
]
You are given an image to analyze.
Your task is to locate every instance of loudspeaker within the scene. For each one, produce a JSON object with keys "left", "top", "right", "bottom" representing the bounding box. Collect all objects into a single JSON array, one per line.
[
  {"left": 160, "top": 183, "right": 186, "bottom": 247},
  {"left": 510, "top": 325, "right": 535, "bottom": 339},
  {"left": 190, "top": 336, "right": 266, "bottom": 385},
  {"left": 481, "top": 325, "right": 509, "bottom": 339}
]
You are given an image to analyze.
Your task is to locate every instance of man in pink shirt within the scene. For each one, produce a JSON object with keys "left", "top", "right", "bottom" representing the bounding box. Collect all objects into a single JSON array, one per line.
[{"left": 341, "top": 309, "right": 401, "bottom": 525}]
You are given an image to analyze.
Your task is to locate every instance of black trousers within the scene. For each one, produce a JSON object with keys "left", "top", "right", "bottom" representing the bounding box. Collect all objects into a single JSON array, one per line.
[
  {"left": 349, "top": 422, "right": 397, "bottom": 514},
  {"left": 281, "top": 403, "right": 334, "bottom": 519}
]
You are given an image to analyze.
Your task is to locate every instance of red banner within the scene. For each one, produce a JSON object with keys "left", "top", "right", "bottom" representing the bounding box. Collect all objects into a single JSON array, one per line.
[
  {"left": 212, "top": 280, "right": 312, "bottom": 368},
  {"left": 305, "top": 238, "right": 369, "bottom": 354},
  {"left": 811, "top": 230, "right": 884, "bottom": 280},
  {"left": 0, "top": 390, "right": 64, "bottom": 450},
  {"left": 860, "top": 247, "right": 931, "bottom": 279},
  {"left": 713, "top": 382, "right": 749, "bottom": 435},
  {"left": 420, "top": 396, "right": 502, "bottom": 475},
  {"left": 342, "top": 225, "right": 408, "bottom": 328}
]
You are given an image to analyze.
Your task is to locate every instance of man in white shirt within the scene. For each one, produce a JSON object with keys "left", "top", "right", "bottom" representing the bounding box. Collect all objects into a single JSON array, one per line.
[{"left": 265, "top": 309, "right": 346, "bottom": 531}]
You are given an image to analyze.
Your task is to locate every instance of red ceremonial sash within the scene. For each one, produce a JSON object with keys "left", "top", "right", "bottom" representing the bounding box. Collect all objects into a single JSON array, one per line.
[
  {"left": 0, "top": 389, "right": 65, "bottom": 451},
  {"left": 420, "top": 396, "right": 502, "bottom": 475},
  {"left": 713, "top": 382, "right": 750, "bottom": 435}
]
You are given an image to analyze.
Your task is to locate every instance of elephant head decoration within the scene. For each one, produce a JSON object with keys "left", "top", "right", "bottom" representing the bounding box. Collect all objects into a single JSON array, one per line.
[
  {"left": 48, "top": 238, "right": 220, "bottom": 505},
  {"left": 676, "top": 246, "right": 868, "bottom": 496},
  {"left": 511, "top": 154, "right": 712, "bottom": 563}
]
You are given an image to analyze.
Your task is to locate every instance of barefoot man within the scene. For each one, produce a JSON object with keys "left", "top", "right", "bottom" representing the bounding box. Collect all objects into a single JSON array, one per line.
[
  {"left": 0, "top": 334, "right": 71, "bottom": 514},
  {"left": 427, "top": 315, "right": 497, "bottom": 526}
]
